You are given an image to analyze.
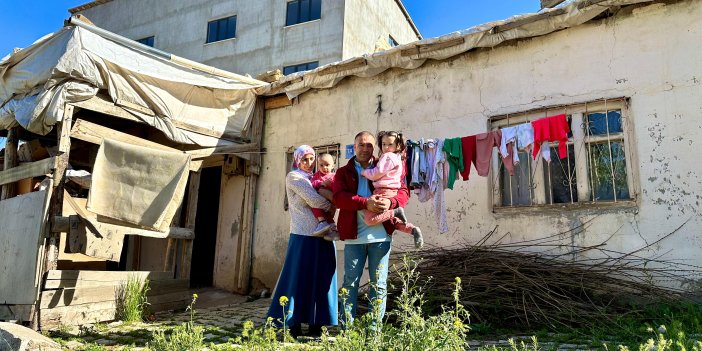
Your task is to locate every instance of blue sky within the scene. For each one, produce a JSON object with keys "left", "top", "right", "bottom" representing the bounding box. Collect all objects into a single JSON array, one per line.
[{"left": 0, "top": 1, "right": 541, "bottom": 149}]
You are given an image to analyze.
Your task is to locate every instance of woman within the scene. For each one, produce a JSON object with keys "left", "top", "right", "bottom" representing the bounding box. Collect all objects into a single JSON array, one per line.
[{"left": 267, "top": 145, "right": 338, "bottom": 338}]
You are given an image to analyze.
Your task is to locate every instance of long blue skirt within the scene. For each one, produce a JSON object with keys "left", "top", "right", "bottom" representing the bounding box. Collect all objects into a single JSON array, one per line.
[{"left": 267, "top": 234, "right": 338, "bottom": 326}]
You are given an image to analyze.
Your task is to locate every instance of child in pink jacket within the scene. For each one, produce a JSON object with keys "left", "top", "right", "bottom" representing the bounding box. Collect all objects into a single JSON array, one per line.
[
  {"left": 361, "top": 131, "right": 423, "bottom": 248},
  {"left": 310, "top": 153, "right": 339, "bottom": 241}
]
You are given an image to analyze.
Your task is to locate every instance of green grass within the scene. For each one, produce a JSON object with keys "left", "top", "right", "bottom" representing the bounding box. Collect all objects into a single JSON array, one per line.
[{"left": 116, "top": 275, "right": 150, "bottom": 323}]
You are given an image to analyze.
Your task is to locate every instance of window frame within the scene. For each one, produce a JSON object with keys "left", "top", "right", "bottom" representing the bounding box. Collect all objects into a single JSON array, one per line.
[
  {"left": 206, "top": 15, "right": 238, "bottom": 44},
  {"left": 282, "top": 61, "right": 319, "bottom": 75},
  {"left": 489, "top": 98, "right": 637, "bottom": 211},
  {"left": 388, "top": 35, "right": 399, "bottom": 47},
  {"left": 285, "top": 0, "right": 322, "bottom": 27}
]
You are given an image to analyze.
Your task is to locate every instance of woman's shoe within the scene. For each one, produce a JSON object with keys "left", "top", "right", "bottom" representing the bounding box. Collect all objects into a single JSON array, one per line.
[
  {"left": 289, "top": 324, "right": 303, "bottom": 338},
  {"left": 312, "top": 221, "right": 331, "bottom": 236},
  {"left": 307, "top": 325, "right": 323, "bottom": 338}
]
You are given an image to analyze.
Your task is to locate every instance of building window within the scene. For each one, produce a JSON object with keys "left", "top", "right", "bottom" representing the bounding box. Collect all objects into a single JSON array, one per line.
[
  {"left": 283, "top": 61, "right": 319, "bottom": 75},
  {"left": 388, "top": 35, "right": 399, "bottom": 47},
  {"left": 207, "top": 15, "right": 237, "bottom": 43},
  {"left": 286, "top": 0, "right": 321, "bottom": 26},
  {"left": 135, "top": 36, "right": 155, "bottom": 47},
  {"left": 492, "top": 98, "right": 633, "bottom": 208},
  {"left": 284, "top": 144, "right": 341, "bottom": 210}
]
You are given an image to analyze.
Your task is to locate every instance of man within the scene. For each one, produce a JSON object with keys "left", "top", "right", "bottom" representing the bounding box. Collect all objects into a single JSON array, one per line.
[{"left": 332, "top": 131, "right": 410, "bottom": 324}]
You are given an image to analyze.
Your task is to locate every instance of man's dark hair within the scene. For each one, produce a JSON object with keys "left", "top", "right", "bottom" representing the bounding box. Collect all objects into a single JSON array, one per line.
[{"left": 354, "top": 131, "right": 375, "bottom": 142}]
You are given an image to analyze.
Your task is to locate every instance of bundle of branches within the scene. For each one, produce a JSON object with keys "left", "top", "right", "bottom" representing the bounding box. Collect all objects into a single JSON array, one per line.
[{"left": 381, "top": 220, "right": 702, "bottom": 332}]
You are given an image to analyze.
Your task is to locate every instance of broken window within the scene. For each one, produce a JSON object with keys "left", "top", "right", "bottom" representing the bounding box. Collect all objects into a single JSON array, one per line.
[{"left": 492, "top": 98, "right": 633, "bottom": 208}]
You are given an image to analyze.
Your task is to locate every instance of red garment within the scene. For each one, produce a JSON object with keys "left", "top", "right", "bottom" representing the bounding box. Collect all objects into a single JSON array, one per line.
[
  {"left": 311, "top": 171, "right": 335, "bottom": 190},
  {"left": 459, "top": 135, "right": 477, "bottom": 180},
  {"left": 532, "top": 114, "right": 570, "bottom": 160},
  {"left": 475, "top": 130, "right": 501, "bottom": 177},
  {"left": 332, "top": 156, "right": 410, "bottom": 241}
]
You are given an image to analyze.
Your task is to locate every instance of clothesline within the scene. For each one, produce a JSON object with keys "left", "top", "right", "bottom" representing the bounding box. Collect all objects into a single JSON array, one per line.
[{"left": 405, "top": 113, "right": 571, "bottom": 234}]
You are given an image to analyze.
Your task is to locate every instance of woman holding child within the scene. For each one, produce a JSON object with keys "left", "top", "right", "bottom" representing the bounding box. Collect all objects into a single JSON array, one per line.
[{"left": 267, "top": 145, "right": 338, "bottom": 338}]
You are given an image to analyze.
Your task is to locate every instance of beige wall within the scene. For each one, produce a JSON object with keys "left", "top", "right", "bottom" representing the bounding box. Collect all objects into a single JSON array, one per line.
[
  {"left": 342, "top": 0, "right": 420, "bottom": 57},
  {"left": 252, "top": 0, "right": 702, "bottom": 290},
  {"left": 213, "top": 173, "right": 247, "bottom": 291}
]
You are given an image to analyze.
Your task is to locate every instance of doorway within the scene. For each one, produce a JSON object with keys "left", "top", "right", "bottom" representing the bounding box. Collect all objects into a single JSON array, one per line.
[{"left": 189, "top": 166, "right": 222, "bottom": 288}]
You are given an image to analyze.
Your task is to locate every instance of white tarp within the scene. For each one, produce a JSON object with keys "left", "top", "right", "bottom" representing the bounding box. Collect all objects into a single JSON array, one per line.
[
  {"left": 255, "top": 0, "right": 656, "bottom": 99},
  {"left": 0, "top": 25, "right": 266, "bottom": 146}
]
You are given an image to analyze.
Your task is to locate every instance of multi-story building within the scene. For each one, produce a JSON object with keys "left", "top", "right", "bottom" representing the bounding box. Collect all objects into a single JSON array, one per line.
[{"left": 69, "top": 0, "right": 421, "bottom": 77}]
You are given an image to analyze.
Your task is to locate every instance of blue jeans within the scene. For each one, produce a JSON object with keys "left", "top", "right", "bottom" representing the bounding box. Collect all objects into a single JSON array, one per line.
[{"left": 341, "top": 241, "right": 391, "bottom": 325}]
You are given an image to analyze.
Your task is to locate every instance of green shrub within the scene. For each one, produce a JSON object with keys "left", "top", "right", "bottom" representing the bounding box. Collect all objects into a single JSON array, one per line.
[
  {"left": 148, "top": 294, "right": 205, "bottom": 351},
  {"left": 116, "top": 275, "right": 150, "bottom": 323}
]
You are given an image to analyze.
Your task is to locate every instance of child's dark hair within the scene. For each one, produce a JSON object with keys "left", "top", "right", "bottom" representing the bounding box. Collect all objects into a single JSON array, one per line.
[{"left": 376, "top": 130, "right": 406, "bottom": 160}]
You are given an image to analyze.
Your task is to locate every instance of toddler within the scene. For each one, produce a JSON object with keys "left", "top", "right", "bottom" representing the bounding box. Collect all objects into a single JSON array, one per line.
[
  {"left": 311, "top": 153, "right": 339, "bottom": 241},
  {"left": 361, "top": 131, "right": 423, "bottom": 248}
]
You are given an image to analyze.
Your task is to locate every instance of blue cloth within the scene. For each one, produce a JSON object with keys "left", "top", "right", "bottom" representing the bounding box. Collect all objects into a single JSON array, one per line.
[
  {"left": 341, "top": 241, "right": 392, "bottom": 324},
  {"left": 343, "top": 159, "right": 390, "bottom": 245},
  {"left": 268, "top": 234, "right": 338, "bottom": 327}
]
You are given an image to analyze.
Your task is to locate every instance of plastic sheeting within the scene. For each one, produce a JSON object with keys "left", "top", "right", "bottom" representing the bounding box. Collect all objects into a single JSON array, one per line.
[
  {"left": 0, "top": 26, "right": 265, "bottom": 146},
  {"left": 255, "top": 0, "right": 656, "bottom": 99}
]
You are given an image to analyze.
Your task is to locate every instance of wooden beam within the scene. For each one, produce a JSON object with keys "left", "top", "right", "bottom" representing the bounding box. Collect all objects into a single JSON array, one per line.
[
  {"left": 264, "top": 95, "right": 294, "bottom": 110},
  {"left": 45, "top": 270, "right": 173, "bottom": 281},
  {"left": 1, "top": 127, "right": 19, "bottom": 199},
  {"left": 179, "top": 171, "right": 200, "bottom": 279},
  {"left": 401, "top": 37, "right": 465, "bottom": 57},
  {"left": 492, "top": 8, "right": 566, "bottom": 33},
  {"left": 72, "top": 96, "right": 246, "bottom": 142},
  {"left": 0, "top": 157, "right": 56, "bottom": 187},
  {"left": 317, "top": 58, "right": 367, "bottom": 76},
  {"left": 185, "top": 142, "right": 259, "bottom": 159},
  {"left": 71, "top": 118, "right": 202, "bottom": 172}
]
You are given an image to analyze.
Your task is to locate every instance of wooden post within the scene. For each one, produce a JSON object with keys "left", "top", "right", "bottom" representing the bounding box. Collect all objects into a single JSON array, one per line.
[
  {"left": 1, "top": 127, "right": 19, "bottom": 200},
  {"left": 236, "top": 98, "right": 264, "bottom": 293},
  {"left": 179, "top": 171, "right": 200, "bottom": 279}
]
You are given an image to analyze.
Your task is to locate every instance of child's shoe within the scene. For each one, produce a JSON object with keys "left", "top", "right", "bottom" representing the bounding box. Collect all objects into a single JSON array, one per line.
[
  {"left": 394, "top": 207, "right": 407, "bottom": 222},
  {"left": 324, "top": 229, "right": 340, "bottom": 241},
  {"left": 411, "top": 227, "right": 423, "bottom": 249},
  {"left": 312, "top": 221, "right": 331, "bottom": 237}
]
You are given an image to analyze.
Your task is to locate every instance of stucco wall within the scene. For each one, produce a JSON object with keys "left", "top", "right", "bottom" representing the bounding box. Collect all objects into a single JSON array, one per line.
[
  {"left": 213, "top": 173, "right": 247, "bottom": 292},
  {"left": 252, "top": 0, "right": 702, "bottom": 290},
  {"left": 342, "top": 0, "right": 420, "bottom": 57},
  {"left": 75, "top": 0, "right": 345, "bottom": 76}
]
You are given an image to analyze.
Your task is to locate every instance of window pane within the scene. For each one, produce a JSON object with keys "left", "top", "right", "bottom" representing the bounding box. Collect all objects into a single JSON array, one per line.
[
  {"left": 286, "top": 1, "right": 299, "bottom": 25},
  {"left": 300, "top": 0, "right": 310, "bottom": 22},
  {"left": 283, "top": 65, "right": 296, "bottom": 75},
  {"left": 136, "top": 36, "right": 154, "bottom": 47},
  {"left": 310, "top": 0, "right": 321, "bottom": 20},
  {"left": 543, "top": 145, "right": 577, "bottom": 204},
  {"left": 207, "top": 21, "right": 218, "bottom": 43},
  {"left": 306, "top": 61, "right": 319, "bottom": 70},
  {"left": 501, "top": 151, "right": 532, "bottom": 206},
  {"left": 226, "top": 16, "right": 237, "bottom": 38},
  {"left": 587, "top": 141, "right": 630, "bottom": 201},
  {"left": 218, "top": 19, "right": 227, "bottom": 41},
  {"left": 586, "top": 110, "right": 622, "bottom": 136}
]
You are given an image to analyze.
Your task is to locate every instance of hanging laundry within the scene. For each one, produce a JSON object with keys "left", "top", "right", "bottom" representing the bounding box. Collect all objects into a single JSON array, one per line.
[
  {"left": 459, "top": 135, "right": 476, "bottom": 181},
  {"left": 442, "top": 137, "right": 464, "bottom": 189},
  {"left": 432, "top": 139, "right": 449, "bottom": 233},
  {"left": 417, "top": 139, "right": 438, "bottom": 203},
  {"left": 500, "top": 123, "right": 535, "bottom": 176},
  {"left": 475, "top": 130, "right": 502, "bottom": 177},
  {"left": 408, "top": 140, "right": 424, "bottom": 188},
  {"left": 532, "top": 114, "right": 570, "bottom": 161},
  {"left": 405, "top": 140, "right": 414, "bottom": 187}
]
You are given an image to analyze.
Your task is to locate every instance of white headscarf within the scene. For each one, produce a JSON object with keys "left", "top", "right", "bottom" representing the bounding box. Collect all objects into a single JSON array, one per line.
[{"left": 292, "top": 145, "right": 315, "bottom": 173}]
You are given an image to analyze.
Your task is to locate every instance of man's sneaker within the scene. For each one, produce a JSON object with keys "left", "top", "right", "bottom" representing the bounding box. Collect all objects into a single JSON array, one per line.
[
  {"left": 411, "top": 227, "right": 424, "bottom": 249},
  {"left": 324, "top": 230, "right": 340, "bottom": 241},
  {"left": 312, "top": 221, "right": 331, "bottom": 237},
  {"left": 394, "top": 207, "right": 408, "bottom": 222}
]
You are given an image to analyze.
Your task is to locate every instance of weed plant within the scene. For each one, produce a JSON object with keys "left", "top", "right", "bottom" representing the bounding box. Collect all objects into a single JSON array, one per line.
[
  {"left": 149, "top": 294, "right": 205, "bottom": 351},
  {"left": 116, "top": 275, "right": 150, "bottom": 323}
]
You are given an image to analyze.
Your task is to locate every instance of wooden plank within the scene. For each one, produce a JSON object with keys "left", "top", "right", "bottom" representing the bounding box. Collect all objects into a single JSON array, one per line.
[
  {"left": 0, "top": 157, "right": 56, "bottom": 187},
  {"left": 263, "top": 95, "right": 293, "bottom": 110},
  {"left": 317, "top": 58, "right": 367, "bottom": 76},
  {"left": 0, "top": 127, "right": 19, "bottom": 199},
  {"left": 70, "top": 119, "right": 178, "bottom": 152},
  {"left": 179, "top": 171, "right": 200, "bottom": 279},
  {"left": 0, "top": 190, "right": 51, "bottom": 305},
  {"left": 493, "top": 8, "right": 567, "bottom": 33},
  {"left": 45, "top": 270, "right": 173, "bottom": 281},
  {"left": 70, "top": 119, "right": 200, "bottom": 172},
  {"left": 185, "top": 142, "right": 260, "bottom": 159},
  {"left": 72, "top": 96, "right": 245, "bottom": 142},
  {"left": 39, "top": 280, "right": 189, "bottom": 309},
  {"left": 40, "top": 301, "right": 116, "bottom": 329},
  {"left": 401, "top": 37, "right": 465, "bottom": 57},
  {"left": 43, "top": 277, "right": 188, "bottom": 291}
]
